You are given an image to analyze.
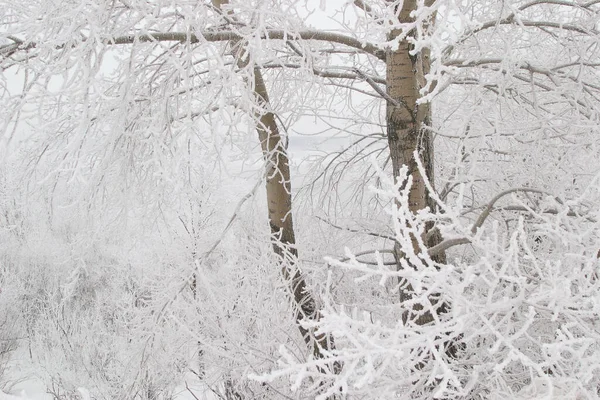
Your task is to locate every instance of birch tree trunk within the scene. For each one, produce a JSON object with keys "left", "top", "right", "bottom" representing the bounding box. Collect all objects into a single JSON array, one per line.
[
  {"left": 212, "top": 0, "right": 334, "bottom": 362},
  {"left": 386, "top": 0, "right": 447, "bottom": 326}
]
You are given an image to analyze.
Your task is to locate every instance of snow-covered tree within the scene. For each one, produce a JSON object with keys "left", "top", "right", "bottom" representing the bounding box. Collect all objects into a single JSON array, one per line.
[{"left": 1, "top": 0, "right": 600, "bottom": 398}]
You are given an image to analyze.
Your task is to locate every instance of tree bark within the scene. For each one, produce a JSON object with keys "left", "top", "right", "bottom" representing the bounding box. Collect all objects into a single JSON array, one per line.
[
  {"left": 253, "top": 66, "right": 334, "bottom": 360},
  {"left": 386, "top": 0, "right": 447, "bottom": 325},
  {"left": 212, "top": 0, "right": 334, "bottom": 363}
]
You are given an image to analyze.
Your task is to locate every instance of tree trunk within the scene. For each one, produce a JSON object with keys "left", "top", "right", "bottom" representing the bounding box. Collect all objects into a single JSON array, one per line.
[
  {"left": 386, "top": 0, "right": 447, "bottom": 325},
  {"left": 252, "top": 67, "right": 334, "bottom": 360},
  {"left": 212, "top": 0, "right": 334, "bottom": 363}
]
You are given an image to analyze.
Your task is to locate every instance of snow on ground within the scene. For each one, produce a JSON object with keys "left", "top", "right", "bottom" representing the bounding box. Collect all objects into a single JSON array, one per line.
[
  {"left": 0, "top": 391, "right": 29, "bottom": 400},
  {"left": 3, "top": 377, "right": 219, "bottom": 400},
  {"left": 1, "top": 378, "right": 51, "bottom": 400}
]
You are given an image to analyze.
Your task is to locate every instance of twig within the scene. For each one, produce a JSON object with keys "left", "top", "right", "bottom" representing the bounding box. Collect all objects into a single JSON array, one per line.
[
  {"left": 339, "top": 249, "right": 395, "bottom": 263},
  {"left": 316, "top": 216, "right": 396, "bottom": 241},
  {"left": 353, "top": 0, "right": 384, "bottom": 25},
  {"left": 353, "top": 68, "right": 413, "bottom": 113},
  {"left": 185, "top": 382, "right": 201, "bottom": 400},
  {"left": 154, "top": 176, "right": 263, "bottom": 324}
]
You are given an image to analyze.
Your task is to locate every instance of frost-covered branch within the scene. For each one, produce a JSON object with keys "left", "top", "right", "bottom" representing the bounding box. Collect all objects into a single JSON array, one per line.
[
  {"left": 263, "top": 157, "right": 600, "bottom": 398},
  {"left": 0, "top": 30, "right": 386, "bottom": 60}
]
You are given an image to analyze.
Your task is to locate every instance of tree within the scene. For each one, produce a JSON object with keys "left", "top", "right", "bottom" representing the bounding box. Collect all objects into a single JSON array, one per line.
[
  {"left": 385, "top": 0, "right": 449, "bottom": 331},
  {"left": 207, "top": 0, "right": 336, "bottom": 362},
  {"left": 1, "top": 0, "right": 600, "bottom": 399}
]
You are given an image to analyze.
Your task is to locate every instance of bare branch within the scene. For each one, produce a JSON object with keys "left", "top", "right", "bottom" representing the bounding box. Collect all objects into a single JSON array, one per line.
[
  {"left": 353, "top": 67, "right": 406, "bottom": 108},
  {"left": 353, "top": 0, "right": 375, "bottom": 14},
  {"left": 445, "top": 58, "right": 600, "bottom": 91},
  {"left": 474, "top": 19, "right": 597, "bottom": 36},
  {"left": 316, "top": 216, "right": 396, "bottom": 241},
  {"left": 500, "top": 206, "right": 597, "bottom": 222},
  {"left": 472, "top": 188, "right": 549, "bottom": 234},
  {"left": 425, "top": 192, "right": 595, "bottom": 256},
  {"left": 262, "top": 62, "right": 386, "bottom": 84},
  {"left": 427, "top": 238, "right": 471, "bottom": 257},
  {"left": 353, "top": 0, "right": 383, "bottom": 24},
  {"left": 339, "top": 249, "right": 395, "bottom": 263},
  {"left": 519, "top": 0, "right": 600, "bottom": 12}
]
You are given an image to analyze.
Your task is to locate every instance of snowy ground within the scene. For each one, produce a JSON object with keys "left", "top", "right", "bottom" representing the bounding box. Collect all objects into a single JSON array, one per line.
[
  {"left": 1, "top": 381, "right": 218, "bottom": 400},
  {"left": 2, "top": 355, "right": 217, "bottom": 400}
]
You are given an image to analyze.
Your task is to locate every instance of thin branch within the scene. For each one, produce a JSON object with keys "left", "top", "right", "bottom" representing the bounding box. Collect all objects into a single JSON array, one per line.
[
  {"left": 262, "top": 62, "right": 386, "bottom": 84},
  {"left": 354, "top": 260, "right": 398, "bottom": 265},
  {"left": 185, "top": 382, "right": 202, "bottom": 400},
  {"left": 519, "top": 0, "right": 600, "bottom": 12},
  {"left": 500, "top": 205, "right": 596, "bottom": 222},
  {"left": 316, "top": 216, "right": 396, "bottom": 241},
  {"left": 353, "top": 67, "right": 408, "bottom": 110},
  {"left": 426, "top": 195, "right": 595, "bottom": 256},
  {"left": 442, "top": 5, "right": 600, "bottom": 58},
  {"left": 154, "top": 176, "right": 263, "bottom": 324},
  {"left": 353, "top": 0, "right": 375, "bottom": 14},
  {"left": 339, "top": 249, "right": 395, "bottom": 263},
  {"left": 308, "top": 133, "right": 385, "bottom": 189},
  {"left": 471, "top": 188, "right": 549, "bottom": 234},
  {"left": 446, "top": 58, "right": 600, "bottom": 92},
  {"left": 353, "top": 0, "right": 383, "bottom": 24},
  {"left": 427, "top": 238, "right": 471, "bottom": 257},
  {"left": 474, "top": 19, "right": 597, "bottom": 36}
]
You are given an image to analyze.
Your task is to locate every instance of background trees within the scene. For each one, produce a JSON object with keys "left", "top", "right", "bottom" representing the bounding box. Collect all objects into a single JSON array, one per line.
[{"left": 1, "top": 0, "right": 600, "bottom": 399}]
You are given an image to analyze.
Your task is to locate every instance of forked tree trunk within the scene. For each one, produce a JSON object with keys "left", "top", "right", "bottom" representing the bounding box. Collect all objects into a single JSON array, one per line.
[
  {"left": 212, "top": 0, "right": 334, "bottom": 363},
  {"left": 386, "top": 0, "right": 447, "bottom": 325}
]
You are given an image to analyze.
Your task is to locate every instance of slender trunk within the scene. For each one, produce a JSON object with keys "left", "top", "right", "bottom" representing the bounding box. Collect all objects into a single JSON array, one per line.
[
  {"left": 212, "top": 0, "right": 334, "bottom": 363},
  {"left": 386, "top": 0, "right": 446, "bottom": 325},
  {"left": 252, "top": 67, "right": 333, "bottom": 359}
]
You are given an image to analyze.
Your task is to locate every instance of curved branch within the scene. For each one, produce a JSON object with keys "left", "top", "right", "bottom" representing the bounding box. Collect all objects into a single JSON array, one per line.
[
  {"left": 442, "top": 4, "right": 599, "bottom": 59},
  {"left": 471, "top": 188, "right": 548, "bottom": 234},
  {"left": 474, "top": 19, "right": 597, "bottom": 36},
  {"left": 2, "top": 30, "right": 386, "bottom": 60},
  {"left": 446, "top": 58, "right": 600, "bottom": 91},
  {"left": 519, "top": 0, "right": 600, "bottom": 12},
  {"left": 426, "top": 191, "right": 593, "bottom": 256}
]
